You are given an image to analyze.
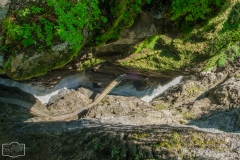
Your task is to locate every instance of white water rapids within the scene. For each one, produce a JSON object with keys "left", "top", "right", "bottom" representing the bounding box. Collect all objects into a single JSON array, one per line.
[{"left": 0, "top": 72, "right": 183, "bottom": 104}]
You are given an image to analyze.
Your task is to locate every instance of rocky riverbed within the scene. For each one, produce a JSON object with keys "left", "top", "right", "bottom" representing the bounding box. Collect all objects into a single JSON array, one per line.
[{"left": 1, "top": 58, "right": 240, "bottom": 159}]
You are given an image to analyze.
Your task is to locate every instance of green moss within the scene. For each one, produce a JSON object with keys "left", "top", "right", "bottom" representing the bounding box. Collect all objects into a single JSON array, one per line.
[
  {"left": 235, "top": 74, "right": 240, "bottom": 78},
  {"left": 154, "top": 103, "right": 168, "bottom": 110},
  {"left": 0, "top": 0, "right": 149, "bottom": 80},
  {"left": 156, "top": 132, "right": 182, "bottom": 150},
  {"left": 78, "top": 58, "right": 104, "bottom": 71},
  {"left": 119, "top": 23, "right": 239, "bottom": 71},
  {"left": 204, "top": 41, "right": 240, "bottom": 71},
  {"left": 187, "top": 84, "right": 201, "bottom": 97},
  {"left": 133, "top": 133, "right": 149, "bottom": 140},
  {"left": 119, "top": 1, "right": 239, "bottom": 72},
  {"left": 182, "top": 112, "right": 194, "bottom": 120},
  {"left": 5, "top": 46, "right": 80, "bottom": 80},
  {"left": 154, "top": 131, "right": 226, "bottom": 157},
  {"left": 134, "top": 35, "right": 159, "bottom": 54},
  {"left": 119, "top": 35, "right": 195, "bottom": 71}
]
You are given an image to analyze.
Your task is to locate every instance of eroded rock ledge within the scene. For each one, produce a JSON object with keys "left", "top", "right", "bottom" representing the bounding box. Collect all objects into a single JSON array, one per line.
[{"left": 1, "top": 119, "right": 240, "bottom": 159}]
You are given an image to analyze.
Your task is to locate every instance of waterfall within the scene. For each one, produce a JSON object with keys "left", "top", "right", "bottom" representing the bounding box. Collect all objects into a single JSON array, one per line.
[
  {"left": 0, "top": 72, "right": 183, "bottom": 104},
  {"left": 112, "top": 76, "right": 183, "bottom": 102},
  {"left": 0, "top": 72, "right": 92, "bottom": 104}
]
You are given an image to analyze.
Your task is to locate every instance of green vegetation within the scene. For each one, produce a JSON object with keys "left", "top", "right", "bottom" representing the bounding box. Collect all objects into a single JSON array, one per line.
[
  {"left": 227, "top": 43, "right": 240, "bottom": 62},
  {"left": 235, "top": 73, "right": 240, "bottom": 78},
  {"left": 2, "top": 6, "right": 53, "bottom": 49},
  {"left": 205, "top": 37, "right": 240, "bottom": 70},
  {"left": 0, "top": 0, "right": 239, "bottom": 79},
  {"left": 120, "top": 1, "right": 239, "bottom": 72},
  {"left": 182, "top": 112, "right": 194, "bottom": 120},
  {"left": 170, "top": 0, "right": 226, "bottom": 33},
  {"left": 155, "top": 132, "right": 182, "bottom": 150},
  {"left": 171, "top": 0, "right": 224, "bottom": 21},
  {"left": 134, "top": 35, "right": 159, "bottom": 53},
  {"left": 47, "top": 0, "right": 103, "bottom": 48},
  {"left": 153, "top": 103, "right": 168, "bottom": 110},
  {"left": 186, "top": 84, "right": 201, "bottom": 97},
  {"left": 91, "top": 138, "right": 100, "bottom": 151},
  {"left": 78, "top": 58, "right": 104, "bottom": 71},
  {"left": 2, "top": 0, "right": 103, "bottom": 50},
  {"left": 0, "top": 0, "right": 105, "bottom": 79},
  {"left": 95, "top": 0, "right": 145, "bottom": 45},
  {"left": 204, "top": 2, "right": 240, "bottom": 69},
  {"left": 133, "top": 133, "right": 149, "bottom": 140},
  {"left": 0, "top": 0, "right": 151, "bottom": 79},
  {"left": 3, "top": 55, "right": 13, "bottom": 70},
  {"left": 119, "top": 35, "right": 194, "bottom": 71},
  {"left": 154, "top": 131, "right": 226, "bottom": 158},
  {"left": 222, "top": 2, "right": 240, "bottom": 32},
  {"left": 111, "top": 147, "right": 120, "bottom": 160}
]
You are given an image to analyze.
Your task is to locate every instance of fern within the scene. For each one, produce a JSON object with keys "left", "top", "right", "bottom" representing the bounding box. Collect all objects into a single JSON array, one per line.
[
  {"left": 46, "top": 0, "right": 102, "bottom": 48},
  {"left": 170, "top": 0, "right": 226, "bottom": 33},
  {"left": 171, "top": 0, "right": 222, "bottom": 21}
]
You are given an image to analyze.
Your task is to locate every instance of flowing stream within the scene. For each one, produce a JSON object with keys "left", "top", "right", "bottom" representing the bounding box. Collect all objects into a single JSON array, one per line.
[{"left": 0, "top": 71, "right": 183, "bottom": 104}]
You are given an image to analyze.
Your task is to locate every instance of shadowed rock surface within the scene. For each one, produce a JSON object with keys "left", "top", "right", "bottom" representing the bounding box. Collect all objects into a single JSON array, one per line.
[{"left": 1, "top": 118, "right": 240, "bottom": 160}]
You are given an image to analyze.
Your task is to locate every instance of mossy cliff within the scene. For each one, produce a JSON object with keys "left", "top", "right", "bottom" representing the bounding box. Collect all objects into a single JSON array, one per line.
[{"left": 0, "top": 0, "right": 239, "bottom": 80}]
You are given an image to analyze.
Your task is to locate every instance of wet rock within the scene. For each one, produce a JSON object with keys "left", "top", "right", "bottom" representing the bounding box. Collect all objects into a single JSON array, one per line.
[
  {"left": 47, "top": 88, "right": 73, "bottom": 106},
  {"left": 0, "top": 0, "right": 9, "bottom": 21},
  {"left": 210, "top": 77, "right": 240, "bottom": 106},
  {"left": 47, "top": 88, "right": 92, "bottom": 116}
]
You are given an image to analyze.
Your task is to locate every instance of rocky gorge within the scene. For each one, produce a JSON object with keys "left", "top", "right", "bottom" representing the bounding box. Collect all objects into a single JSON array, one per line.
[{"left": 0, "top": 0, "right": 240, "bottom": 159}]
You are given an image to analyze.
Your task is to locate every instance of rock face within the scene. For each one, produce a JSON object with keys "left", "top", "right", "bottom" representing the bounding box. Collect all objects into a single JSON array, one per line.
[
  {"left": 0, "top": 1, "right": 240, "bottom": 159},
  {"left": 1, "top": 58, "right": 240, "bottom": 159},
  {"left": 1, "top": 119, "right": 240, "bottom": 160},
  {"left": 0, "top": 0, "right": 9, "bottom": 21}
]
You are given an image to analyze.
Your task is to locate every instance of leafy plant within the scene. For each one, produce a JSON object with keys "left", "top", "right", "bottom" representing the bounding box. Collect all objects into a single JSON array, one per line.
[
  {"left": 217, "top": 52, "right": 227, "bottom": 67},
  {"left": 39, "top": 18, "right": 54, "bottom": 46},
  {"left": 30, "top": 6, "right": 44, "bottom": 14},
  {"left": 3, "top": 55, "right": 14, "bottom": 70},
  {"left": 170, "top": 0, "right": 226, "bottom": 32},
  {"left": 222, "top": 2, "right": 240, "bottom": 32},
  {"left": 134, "top": 35, "right": 159, "bottom": 53},
  {"left": 2, "top": 0, "right": 106, "bottom": 51},
  {"left": 95, "top": 0, "right": 145, "bottom": 45},
  {"left": 146, "top": 0, "right": 152, "bottom": 4},
  {"left": 18, "top": 8, "right": 31, "bottom": 17},
  {"left": 46, "top": 0, "right": 103, "bottom": 48},
  {"left": 171, "top": 0, "right": 224, "bottom": 21}
]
